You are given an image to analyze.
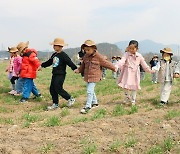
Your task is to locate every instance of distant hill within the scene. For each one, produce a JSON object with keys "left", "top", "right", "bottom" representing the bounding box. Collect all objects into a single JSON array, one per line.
[
  {"left": 115, "top": 39, "right": 180, "bottom": 55},
  {"left": 0, "top": 43, "right": 122, "bottom": 60}
]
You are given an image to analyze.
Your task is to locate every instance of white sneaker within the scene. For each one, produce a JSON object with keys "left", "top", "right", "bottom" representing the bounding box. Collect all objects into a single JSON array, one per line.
[
  {"left": 8, "top": 90, "right": 16, "bottom": 95},
  {"left": 124, "top": 96, "right": 130, "bottom": 103},
  {"left": 131, "top": 100, "right": 136, "bottom": 105},
  {"left": 47, "top": 104, "right": 59, "bottom": 110},
  {"left": 67, "top": 97, "right": 75, "bottom": 107}
]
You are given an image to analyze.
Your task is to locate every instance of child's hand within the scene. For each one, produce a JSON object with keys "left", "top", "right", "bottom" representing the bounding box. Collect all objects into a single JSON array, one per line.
[
  {"left": 37, "top": 66, "right": 42, "bottom": 71},
  {"left": 74, "top": 69, "right": 79, "bottom": 73},
  {"left": 114, "top": 66, "right": 118, "bottom": 72},
  {"left": 173, "top": 73, "right": 179, "bottom": 78},
  {"left": 151, "top": 70, "right": 155, "bottom": 74}
]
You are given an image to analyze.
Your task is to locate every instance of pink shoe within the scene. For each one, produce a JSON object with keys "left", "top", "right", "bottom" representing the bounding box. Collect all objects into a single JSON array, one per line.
[{"left": 8, "top": 90, "right": 16, "bottom": 95}]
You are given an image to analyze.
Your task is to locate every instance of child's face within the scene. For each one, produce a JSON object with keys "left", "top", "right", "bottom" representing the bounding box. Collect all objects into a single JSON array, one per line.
[
  {"left": 53, "top": 45, "right": 63, "bottom": 52},
  {"left": 84, "top": 46, "right": 95, "bottom": 55},
  {"left": 128, "top": 44, "right": 138, "bottom": 54},
  {"left": 163, "top": 53, "right": 171, "bottom": 61}
]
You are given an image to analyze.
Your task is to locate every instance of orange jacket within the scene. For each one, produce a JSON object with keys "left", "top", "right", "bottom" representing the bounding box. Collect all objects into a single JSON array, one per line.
[{"left": 20, "top": 48, "right": 40, "bottom": 79}]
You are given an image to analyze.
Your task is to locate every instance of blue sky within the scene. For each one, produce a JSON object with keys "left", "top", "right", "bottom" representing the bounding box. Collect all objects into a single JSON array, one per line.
[{"left": 0, "top": 0, "right": 180, "bottom": 50}]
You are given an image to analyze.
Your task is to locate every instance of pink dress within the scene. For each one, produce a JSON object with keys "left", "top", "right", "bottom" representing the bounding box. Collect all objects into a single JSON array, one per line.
[
  {"left": 116, "top": 52, "right": 152, "bottom": 90},
  {"left": 13, "top": 55, "right": 22, "bottom": 77}
]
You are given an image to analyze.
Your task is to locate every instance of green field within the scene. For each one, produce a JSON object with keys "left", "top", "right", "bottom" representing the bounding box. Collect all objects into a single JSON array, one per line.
[{"left": 0, "top": 60, "right": 179, "bottom": 154}]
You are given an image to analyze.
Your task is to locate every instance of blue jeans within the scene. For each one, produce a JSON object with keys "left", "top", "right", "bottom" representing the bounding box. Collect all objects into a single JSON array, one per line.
[
  {"left": 86, "top": 82, "right": 98, "bottom": 108},
  {"left": 22, "top": 78, "right": 39, "bottom": 99},
  {"left": 16, "top": 78, "right": 25, "bottom": 93}
]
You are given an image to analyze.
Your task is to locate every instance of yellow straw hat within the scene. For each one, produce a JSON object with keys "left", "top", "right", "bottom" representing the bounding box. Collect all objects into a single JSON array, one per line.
[
  {"left": 17, "top": 41, "right": 29, "bottom": 52},
  {"left": 50, "top": 38, "right": 68, "bottom": 46}
]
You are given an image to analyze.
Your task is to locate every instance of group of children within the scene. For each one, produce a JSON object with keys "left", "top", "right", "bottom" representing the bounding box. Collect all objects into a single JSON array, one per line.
[{"left": 6, "top": 38, "right": 180, "bottom": 114}]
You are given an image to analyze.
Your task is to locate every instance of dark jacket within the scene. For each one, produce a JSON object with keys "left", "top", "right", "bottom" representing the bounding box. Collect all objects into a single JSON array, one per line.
[{"left": 41, "top": 51, "right": 77, "bottom": 75}]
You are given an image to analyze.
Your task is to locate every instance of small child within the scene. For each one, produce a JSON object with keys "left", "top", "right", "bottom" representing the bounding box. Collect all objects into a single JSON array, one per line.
[
  {"left": 17, "top": 41, "right": 41, "bottom": 103},
  {"left": 115, "top": 40, "right": 154, "bottom": 105},
  {"left": 74, "top": 40, "right": 116, "bottom": 114},
  {"left": 7, "top": 47, "right": 22, "bottom": 95},
  {"left": 41, "top": 38, "right": 77, "bottom": 110},
  {"left": 150, "top": 55, "right": 159, "bottom": 83},
  {"left": 152, "top": 47, "right": 177, "bottom": 105},
  {"left": 102, "top": 56, "right": 108, "bottom": 79},
  {"left": 116, "top": 56, "right": 121, "bottom": 77},
  {"left": 6, "top": 49, "right": 15, "bottom": 94},
  {"left": 174, "top": 61, "right": 180, "bottom": 77}
]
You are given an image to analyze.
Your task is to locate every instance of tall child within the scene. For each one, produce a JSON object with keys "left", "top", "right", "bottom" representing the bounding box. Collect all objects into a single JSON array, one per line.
[
  {"left": 74, "top": 40, "right": 116, "bottom": 114},
  {"left": 41, "top": 38, "right": 77, "bottom": 110},
  {"left": 115, "top": 40, "right": 154, "bottom": 105},
  {"left": 7, "top": 47, "right": 22, "bottom": 95},
  {"left": 152, "top": 48, "right": 177, "bottom": 105},
  {"left": 17, "top": 41, "right": 41, "bottom": 102}
]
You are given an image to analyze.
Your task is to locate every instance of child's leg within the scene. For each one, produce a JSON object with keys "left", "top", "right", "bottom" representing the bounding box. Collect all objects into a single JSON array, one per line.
[
  {"left": 31, "top": 80, "right": 40, "bottom": 96},
  {"left": 16, "top": 78, "right": 24, "bottom": 93},
  {"left": 10, "top": 76, "right": 17, "bottom": 90},
  {"left": 50, "top": 76, "right": 59, "bottom": 105},
  {"left": 54, "top": 75, "right": 71, "bottom": 100},
  {"left": 124, "top": 89, "right": 130, "bottom": 102},
  {"left": 160, "top": 81, "right": 172, "bottom": 103},
  {"left": 22, "top": 78, "right": 33, "bottom": 99},
  {"left": 131, "top": 90, "right": 137, "bottom": 104},
  {"left": 92, "top": 92, "right": 98, "bottom": 105},
  {"left": 86, "top": 82, "right": 96, "bottom": 108}
]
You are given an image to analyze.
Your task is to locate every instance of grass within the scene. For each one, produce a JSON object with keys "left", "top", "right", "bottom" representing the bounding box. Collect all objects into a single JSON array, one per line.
[
  {"left": 39, "top": 143, "right": 54, "bottom": 153},
  {"left": 23, "top": 113, "right": 41, "bottom": 123},
  {"left": 0, "top": 117, "right": 14, "bottom": 125},
  {"left": 80, "top": 137, "right": 97, "bottom": 154},
  {"left": 112, "top": 104, "right": 127, "bottom": 116},
  {"left": 128, "top": 105, "right": 138, "bottom": 114},
  {"left": 90, "top": 108, "right": 107, "bottom": 120},
  {"left": 124, "top": 138, "right": 137, "bottom": 148},
  {"left": 147, "top": 137, "right": 175, "bottom": 154},
  {"left": 108, "top": 140, "right": 122, "bottom": 152},
  {"left": 44, "top": 116, "right": 60, "bottom": 127},
  {"left": 73, "top": 116, "right": 89, "bottom": 124},
  {"left": 60, "top": 108, "right": 70, "bottom": 117},
  {"left": 164, "top": 109, "right": 180, "bottom": 120}
]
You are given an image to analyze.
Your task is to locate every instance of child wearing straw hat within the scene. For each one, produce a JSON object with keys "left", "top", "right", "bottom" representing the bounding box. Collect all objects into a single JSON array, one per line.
[
  {"left": 17, "top": 41, "right": 41, "bottom": 103},
  {"left": 7, "top": 47, "right": 22, "bottom": 94},
  {"left": 152, "top": 47, "right": 177, "bottom": 105},
  {"left": 74, "top": 40, "right": 116, "bottom": 114},
  {"left": 41, "top": 38, "right": 77, "bottom": 110}
]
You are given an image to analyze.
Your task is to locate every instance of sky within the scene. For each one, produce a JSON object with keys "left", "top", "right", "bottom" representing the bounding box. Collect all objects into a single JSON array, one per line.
[{"left": 0, "top": 0, "right": 180, "bottom": 51}]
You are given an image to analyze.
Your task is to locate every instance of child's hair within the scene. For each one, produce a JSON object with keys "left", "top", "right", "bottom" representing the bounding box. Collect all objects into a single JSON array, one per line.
[{"left": 128, "top": 40, "right": 139, "bottom": 48}]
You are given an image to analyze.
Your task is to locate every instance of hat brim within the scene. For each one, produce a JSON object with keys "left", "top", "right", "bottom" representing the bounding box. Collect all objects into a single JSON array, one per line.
[
  {"left": 50, "top": 42, "right": 68, "bottom": 47},
  {"left": 81, "top": 44, "right": 97, "bottom": 49},
  {"left": 160, "top": 50, "right": 173, "bottom": 55}
]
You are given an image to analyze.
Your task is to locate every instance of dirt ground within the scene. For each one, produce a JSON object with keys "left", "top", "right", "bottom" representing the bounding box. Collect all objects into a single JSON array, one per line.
[{"left": 0, "top": 102, "right": 179, "bottom": 154}]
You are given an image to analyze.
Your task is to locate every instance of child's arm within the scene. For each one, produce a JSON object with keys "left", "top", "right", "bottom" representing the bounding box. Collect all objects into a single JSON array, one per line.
[
  {"left": 140, "top": 57, "right": 155, "bottom": 73},
  {"left": 29, "top": 52, "right": 41, "bottom": 70},
  {"left": 41, "top": 53, "right": 56, "bottom": 68},
  {"left": 114, "top": 53, "right": 127, "bottom": 70},
  {"left": 64, "top": 53, "right": 77, "bottom": 71},
  {"left": 99, "top": 56, "right": 116, "bottom": 72}
]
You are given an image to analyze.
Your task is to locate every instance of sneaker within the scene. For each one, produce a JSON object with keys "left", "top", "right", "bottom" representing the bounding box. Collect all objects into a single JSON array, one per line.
[
  {"left": 80, "top": 107, "right": 91, "bottom": 114},
  {"left": 92, "top": 103, "right": 99, "bottom": 108},
  {"left": 33, "top": 93, "right": 42, "bottom": 99},
  {"left": 47, "top": 104, "right": 59, "bottom": 110},
  {"left": 124, "top": 96, "right": 131, "bottom": 103},
  {"left": 131, "top": 100, "right": 136, "bottom": 106},
  {"left": 8, "top": 90, "right": 16, "bottom": 95},
  {"left": 19, "top": 98, "right": 28, "bottom": 103},
  {"left": 154, "top": 81, "right": 157, "bottom": 84},
  {"left": 67, "top": 97, "right": 75, "bottom": 107},
  {"left": 160, "top": 101, "right": 167, "bottom": 105},
  {"left": 14, "top": 92, "right": 22, "bottom": 96}
]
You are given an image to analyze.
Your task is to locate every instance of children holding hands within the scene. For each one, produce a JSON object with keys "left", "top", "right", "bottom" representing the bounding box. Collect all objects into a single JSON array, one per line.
[
  {"left": 74, "top": 40, "right": 116, "bottom": 114},
  {"left": 115, "top": 40, "right": 154, "bottom": 105}
]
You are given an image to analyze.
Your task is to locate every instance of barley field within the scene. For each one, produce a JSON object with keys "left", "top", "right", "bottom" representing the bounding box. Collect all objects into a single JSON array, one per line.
[{"left": 0, "top": 60, "right": 179, "bottom": 154}]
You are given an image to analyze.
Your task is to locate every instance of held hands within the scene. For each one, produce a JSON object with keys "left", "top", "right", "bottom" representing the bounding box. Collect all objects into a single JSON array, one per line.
[
  {"left": 37, "top": 66, "right": 42, "bottom": 71},
  {"left": 150, "top": 70, "right": 155, "bottom": 74},
  {"left": 114, "top": 66, "right": 118, "bottom": 72},
  {"left": 74, "top": 69, "right": 80, "bottom": 73}
]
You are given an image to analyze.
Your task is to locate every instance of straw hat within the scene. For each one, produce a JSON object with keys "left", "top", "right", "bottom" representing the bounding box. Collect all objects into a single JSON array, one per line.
[
  {"left": 17, "top": 41, "right": 29, "bottom": 52},
  {"left": 50, "top": 38, "right": 68, "bottom": 46},
  {"left": 160, "top": 47, "right": 173, "bottom": 55},
  {"left": 153, "top": 55, "right": 158, "bottom": 58},
  {"left": 8, "top": 47, "right": 18, "bottom": 53},
  {"left": 81, "top": 40, "right": 97, "bottom": 49}
]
